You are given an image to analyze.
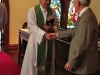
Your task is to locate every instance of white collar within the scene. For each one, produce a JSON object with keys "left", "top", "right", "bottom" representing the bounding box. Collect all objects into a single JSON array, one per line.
[
  {"left": 40, "top": 4, "right": 47, "bottom": 13},
  {"left": 79, "top": 7, "right": 89, "bottom": 17}
]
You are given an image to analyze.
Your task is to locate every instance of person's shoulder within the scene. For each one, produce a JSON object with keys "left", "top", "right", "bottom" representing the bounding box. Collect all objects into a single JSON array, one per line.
[
  {"left": 0, "top": 2, "right": 4, "bottom": 5},
  {"left": 28, "top": 6, "right": 37, "bottom": 15},
  {"left": 0, "top": 2, "right": 5, "bottom": 7},
  {"left": 0, "top": 2, "right": 7, "bottom": 10},
  {"left": 29, "top": 6, "right": 35, "bottom": 11}
]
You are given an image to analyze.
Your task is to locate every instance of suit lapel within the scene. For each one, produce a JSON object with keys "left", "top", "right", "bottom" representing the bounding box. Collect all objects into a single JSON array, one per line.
[{"left": 71, "top": 8, "right": 91, "bottom": 40}]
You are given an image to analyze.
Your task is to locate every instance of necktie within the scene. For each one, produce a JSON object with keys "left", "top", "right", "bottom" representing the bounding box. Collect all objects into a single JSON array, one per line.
[
  {"left": 76, "top": 13, "right": 80, "bottom": 23},
  {"left": 74, "top": 13, "right": 80, "bottom": 26}
]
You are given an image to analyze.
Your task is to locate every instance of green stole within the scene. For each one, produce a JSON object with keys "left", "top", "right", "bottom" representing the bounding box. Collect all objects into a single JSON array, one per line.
[{"left": 35, "top": 4, "right": 53, "bottom": 75}]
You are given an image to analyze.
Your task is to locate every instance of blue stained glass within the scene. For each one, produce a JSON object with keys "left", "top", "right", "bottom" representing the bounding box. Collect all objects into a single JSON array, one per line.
[{"left": 50, "top": 0, "right": 61, "bottom": 24}]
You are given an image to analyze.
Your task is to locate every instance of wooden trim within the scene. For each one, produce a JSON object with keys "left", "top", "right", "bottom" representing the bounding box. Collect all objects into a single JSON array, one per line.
[
  {"left": 9, "top": 44, "right": 18, "bottom": 51},
  {"left": 60, "top": 0, "right": 71, "bottom": 29}
]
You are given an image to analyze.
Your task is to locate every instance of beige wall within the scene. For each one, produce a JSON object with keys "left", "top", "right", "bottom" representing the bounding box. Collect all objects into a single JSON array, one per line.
[
  {"left": 9, "top": 0, "right": 100, "bottom": 44},
  {"left": 90, "top": 0, "right": 100, "bottom": 23},
  {"left": 9, "top": 0, "right": 39, "bottom": 44}
]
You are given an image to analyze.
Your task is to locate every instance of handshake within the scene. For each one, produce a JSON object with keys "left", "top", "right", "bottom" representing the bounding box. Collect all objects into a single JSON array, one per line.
[
  {"left": 44, "top": 33, "right": 58, "bottom": 40},
  {"left": 44, "top": 25, "right": 58, "bottom": 40}
]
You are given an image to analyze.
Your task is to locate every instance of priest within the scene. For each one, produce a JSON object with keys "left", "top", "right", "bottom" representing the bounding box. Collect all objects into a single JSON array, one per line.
[{"left": 20, "top": 0, "right": 59, "bottom": 75}]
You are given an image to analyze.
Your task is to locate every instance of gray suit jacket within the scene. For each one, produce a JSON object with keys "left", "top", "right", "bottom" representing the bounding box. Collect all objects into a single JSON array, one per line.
[{"left": 58, "top": 8, "right": 100, "bottom": 74}]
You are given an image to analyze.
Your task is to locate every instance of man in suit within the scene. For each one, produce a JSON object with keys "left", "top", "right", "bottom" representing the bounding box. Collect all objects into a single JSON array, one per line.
[{"left": 51, "top": 0, "right": 100, "bottom": 75}]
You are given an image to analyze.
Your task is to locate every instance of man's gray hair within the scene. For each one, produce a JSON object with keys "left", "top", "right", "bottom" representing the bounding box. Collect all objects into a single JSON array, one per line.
[{"left": 79, "top": 0, "right": 91, "bottom": 6}]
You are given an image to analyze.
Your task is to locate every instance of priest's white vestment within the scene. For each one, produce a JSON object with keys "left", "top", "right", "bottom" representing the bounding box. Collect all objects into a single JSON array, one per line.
[{"left": 20, "top": 5, "right": 59, "bottom": 75}]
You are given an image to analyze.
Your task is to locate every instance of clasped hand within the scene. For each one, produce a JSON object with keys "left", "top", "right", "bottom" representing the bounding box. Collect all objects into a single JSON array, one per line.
[
  {"left": 45, "top": 33, "right": 58, "bottom": 40},
  {"left": 44, "top": 25, "right": 58, "bottom": 40}
]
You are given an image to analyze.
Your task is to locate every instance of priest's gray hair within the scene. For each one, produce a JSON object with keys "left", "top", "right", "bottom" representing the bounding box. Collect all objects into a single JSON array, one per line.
[{"left": 79, "top": 0, "right": 91, "bottom": 6}]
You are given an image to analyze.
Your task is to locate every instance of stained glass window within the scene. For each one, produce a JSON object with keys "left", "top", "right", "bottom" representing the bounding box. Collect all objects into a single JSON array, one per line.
[
  {"left": 50, "top": 0, "right": 61, "bottom": 25},
  {"left": 67, "top": 0, "right": 75, "bottom": 28}
]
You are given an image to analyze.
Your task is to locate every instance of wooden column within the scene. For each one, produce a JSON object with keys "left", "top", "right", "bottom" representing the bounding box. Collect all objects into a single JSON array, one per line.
[{"left": 60, "top": 0, "right": 71, "bottom": 29}]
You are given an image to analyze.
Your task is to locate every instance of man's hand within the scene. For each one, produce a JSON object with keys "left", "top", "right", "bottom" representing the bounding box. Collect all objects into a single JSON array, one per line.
[
  {"left": 49, "top": 33, "right": 58, "bottom": 40},
  {"left": 64, "top": 63, "right": 72, "bottom": 72},
  {"left": 44, "top": 33, "right": 58, "bottom": 40}
]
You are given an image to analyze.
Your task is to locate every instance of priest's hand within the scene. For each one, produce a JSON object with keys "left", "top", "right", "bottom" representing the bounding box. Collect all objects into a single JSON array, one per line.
[
  {"left": 45, "top": 33, "right": 56, "bottom": 40},
  {"left": 44, "top": 33, "right": 58, "bottom": 40},
  {"left": 44, "top": 33, "right": 51, "bottom": 40},
  {"left": 49, "top": 33, "right": 58, "bottom": 40},
  {"left": 64, "top": 62, "right": 72, "bottom": 72}
]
